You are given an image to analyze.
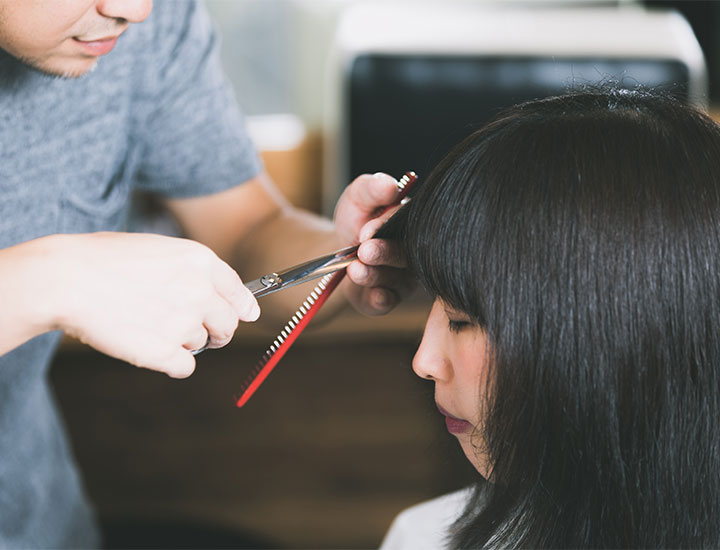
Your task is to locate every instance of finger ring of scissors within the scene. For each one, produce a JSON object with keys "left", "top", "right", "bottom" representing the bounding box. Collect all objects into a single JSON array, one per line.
[{"left": 191, "top": 336, "right": 211, "bottom": 356}]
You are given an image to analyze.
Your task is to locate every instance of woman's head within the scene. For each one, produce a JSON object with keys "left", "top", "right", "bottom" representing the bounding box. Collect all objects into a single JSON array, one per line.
[{"left": 383, "top": 89, "right": 720, "bottom": 548}]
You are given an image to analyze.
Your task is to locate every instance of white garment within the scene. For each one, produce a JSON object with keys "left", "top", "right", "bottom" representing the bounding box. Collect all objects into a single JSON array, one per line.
[{"left": 380, "top": 488, "right": 472, "bottom": 550}]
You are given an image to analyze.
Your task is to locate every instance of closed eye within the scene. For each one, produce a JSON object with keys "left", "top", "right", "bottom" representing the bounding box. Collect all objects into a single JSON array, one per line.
[{"left": 448, "top": 319, "right": 471, "bottom": 333}]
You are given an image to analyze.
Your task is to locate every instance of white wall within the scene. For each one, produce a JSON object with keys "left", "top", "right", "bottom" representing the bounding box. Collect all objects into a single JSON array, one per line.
[{"left": 205, "top": 0, "right": 350, "bottom": 129}]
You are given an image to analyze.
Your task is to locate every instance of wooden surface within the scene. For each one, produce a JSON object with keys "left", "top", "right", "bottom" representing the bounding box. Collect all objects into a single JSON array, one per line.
[{"left": 50, "top": 304, "right": 475, "bottom": 549}]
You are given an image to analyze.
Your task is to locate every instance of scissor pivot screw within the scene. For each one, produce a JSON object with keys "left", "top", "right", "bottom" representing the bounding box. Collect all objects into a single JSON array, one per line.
[{"left": 261, "top": 274, "right": 281, "bottom": 288}]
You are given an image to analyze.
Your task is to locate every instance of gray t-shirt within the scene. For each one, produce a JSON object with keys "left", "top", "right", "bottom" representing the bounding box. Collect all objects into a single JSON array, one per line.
[{"left": 0, "top": 1, "right": 261, "bottom": 547}]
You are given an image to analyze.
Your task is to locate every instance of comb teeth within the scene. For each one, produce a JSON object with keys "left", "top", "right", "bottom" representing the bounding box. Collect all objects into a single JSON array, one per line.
[
  {"left": 233, "top": 274, "right": 336, "bottom": 405},
  {"left": 262, "top": 275, "right": 330, "bottom": 356}
]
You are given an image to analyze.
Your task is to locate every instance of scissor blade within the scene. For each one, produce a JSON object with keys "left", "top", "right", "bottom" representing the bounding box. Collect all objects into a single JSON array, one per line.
[{"left": 246, "top": 245, "right": 359, "bottom": 298}]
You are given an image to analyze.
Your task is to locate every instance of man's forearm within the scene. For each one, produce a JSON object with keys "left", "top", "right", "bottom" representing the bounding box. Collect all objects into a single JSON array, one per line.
[{"left": 0, "top": 237, "right": 61, "bottom": 356}]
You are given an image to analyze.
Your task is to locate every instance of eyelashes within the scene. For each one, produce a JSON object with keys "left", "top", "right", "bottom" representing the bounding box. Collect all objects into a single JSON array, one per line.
[{"left": 448, "top": 319, "right": 472, "bottom": 333}]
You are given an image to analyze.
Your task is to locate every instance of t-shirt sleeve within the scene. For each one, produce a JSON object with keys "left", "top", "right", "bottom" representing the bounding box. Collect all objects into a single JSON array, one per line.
[{"left": 132, "top": 0, "right": 262, "bottom": 198}]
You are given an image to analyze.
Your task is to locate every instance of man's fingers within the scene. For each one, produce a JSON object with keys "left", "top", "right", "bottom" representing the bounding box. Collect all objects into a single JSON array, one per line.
[
  {"left": 358, "top": 218, "right": 385, "bottom": 242},
  {"left": 365, "top": 286, "right": 401, "bottom": 314},
  {"left": 163, "top": 349, "right": 197, "bottom": 379},
  {"left": 211, "top": 259, "right": 260, "bottom": 321},
  {"left": 202, "top": 295, "right": 240, "bottom": 349},
  {"left": 334, "top": 172, "right": 403, "bottom": 246},
  {"left": 341, "top": 282, "right": 401, "bottom": 317},
  {"left": 357, "top": 239, "right": 406, "bottom": 268},
  {"left": 129, "top": 331, "right": 197, "bottom": 379},
  {"left": 345, "top": 173, "right": 400, "bottom": 214},
  {"left": 183, "top": 327, "right": 210, "bottom": 353},
  {"left": 359, "top": 203, "right": 405, "bottom": 242},
  {"left": 346, "top": 262, "right": 412, "bottom": 290}
]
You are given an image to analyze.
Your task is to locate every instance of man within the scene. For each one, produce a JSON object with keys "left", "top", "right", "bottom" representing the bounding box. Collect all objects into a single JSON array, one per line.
[{"left": 0, "top": 0, "right": 410, "bottom": 546}]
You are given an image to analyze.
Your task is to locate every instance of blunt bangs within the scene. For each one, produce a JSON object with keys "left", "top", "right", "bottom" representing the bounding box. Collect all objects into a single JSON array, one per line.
[{"left": 398, "top": 134, "right": 495, "bottom": 326}]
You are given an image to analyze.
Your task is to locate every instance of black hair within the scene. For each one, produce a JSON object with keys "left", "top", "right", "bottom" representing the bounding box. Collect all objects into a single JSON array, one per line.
[{"left": 379, "top": 89, "right": 720, "bottom": 548}]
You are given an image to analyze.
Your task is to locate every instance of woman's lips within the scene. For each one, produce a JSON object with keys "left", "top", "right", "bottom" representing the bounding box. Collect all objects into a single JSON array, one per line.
[
  {"left": 72, "top": 36, "right": 119, "bottom": 56},
  {"left": 436, "top": 403, "right": 473, "bottom": 434}
]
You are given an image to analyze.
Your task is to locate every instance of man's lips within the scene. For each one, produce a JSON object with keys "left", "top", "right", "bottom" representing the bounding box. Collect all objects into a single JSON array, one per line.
[
  {"left": 72, "top": 35, "right": 120, "bottom": 56},
  {"left": 436, "top": 403, "right": 473, "bottom": 434}
]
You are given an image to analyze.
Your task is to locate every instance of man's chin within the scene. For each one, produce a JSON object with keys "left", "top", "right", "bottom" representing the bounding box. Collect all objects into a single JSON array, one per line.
[{"left": 17, "top": 54, "right": 98, "bottom": 79}]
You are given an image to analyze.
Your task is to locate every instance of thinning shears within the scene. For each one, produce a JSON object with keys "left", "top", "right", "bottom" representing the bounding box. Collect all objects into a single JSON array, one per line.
[{"left": 244, "top": 245, "right": 360, "bottom": 298}]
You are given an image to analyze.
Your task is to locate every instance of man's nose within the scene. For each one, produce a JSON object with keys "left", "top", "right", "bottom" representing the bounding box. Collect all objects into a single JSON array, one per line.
[{"left": 96, "top": 0, "right": 153, "bottom": 23}]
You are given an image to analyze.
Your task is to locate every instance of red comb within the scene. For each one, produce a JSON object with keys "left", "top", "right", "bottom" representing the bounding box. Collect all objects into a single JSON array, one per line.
[{"left": 234, "top": 171, "right": 417, "bottom": 408}]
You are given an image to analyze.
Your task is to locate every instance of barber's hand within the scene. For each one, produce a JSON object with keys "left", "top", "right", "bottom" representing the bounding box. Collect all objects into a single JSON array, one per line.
[
  {"left": 51, "top": 232, "right": 259, "bottom": 378},
  {"left": 333, "top": 172, "right": 416, "bottom": 316}
]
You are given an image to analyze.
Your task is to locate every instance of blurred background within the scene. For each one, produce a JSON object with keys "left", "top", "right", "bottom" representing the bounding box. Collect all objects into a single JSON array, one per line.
[{"left": 52, "top": 1, "right": 720, "bottom": 548}]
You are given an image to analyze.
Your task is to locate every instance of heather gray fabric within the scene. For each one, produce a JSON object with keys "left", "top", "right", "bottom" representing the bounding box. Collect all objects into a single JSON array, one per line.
[{"left": 0, "top": 1, "right": 261, "bottom": 547}]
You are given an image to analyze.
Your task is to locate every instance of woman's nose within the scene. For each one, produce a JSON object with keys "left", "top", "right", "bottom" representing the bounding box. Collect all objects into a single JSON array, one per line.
[
  {"left": 96, "top": 0, "right": 153, "bottom": 23},
  {"left": 412, "top": 302, "right": 452, "bottom": 382}
]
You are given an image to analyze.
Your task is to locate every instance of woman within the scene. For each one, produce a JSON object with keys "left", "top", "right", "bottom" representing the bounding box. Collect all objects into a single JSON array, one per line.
[{"left": 379, "top": 89, "right": 720, "bottom": 548}]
